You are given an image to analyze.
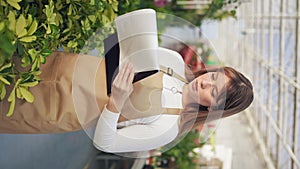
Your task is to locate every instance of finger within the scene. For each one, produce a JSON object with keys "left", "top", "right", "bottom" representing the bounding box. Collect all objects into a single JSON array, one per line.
[
  {"left": 127, "top": 64, "right": 135, "bottom": 83},
  {"left": 121, "top": 62, "right": 132, "bottom": 81},
  {"left": 115, "top": 62, "right": 129, "bottom": 84},
  {"left": 116, "top": 63, "right": 132, "bottom": 89},
  {"left": 121, "top": 62, "right": 133, "bottom": 84}
]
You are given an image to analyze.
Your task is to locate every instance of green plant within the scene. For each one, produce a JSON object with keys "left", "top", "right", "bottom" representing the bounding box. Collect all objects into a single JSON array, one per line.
[
  {"left": 0, "top": 0, "right": 121, "bottom": 116},
  {"left": 154, "top": 129, "right": 201, "bottom": 169},
  {"left": 118, "top": 0, "right": 240, "bottom": 26},
  {"left": 195, "top": 0, "right": 240, "bottom": 25}
]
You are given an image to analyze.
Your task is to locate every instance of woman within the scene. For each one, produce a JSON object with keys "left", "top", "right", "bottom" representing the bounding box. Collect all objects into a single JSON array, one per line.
[
  {"left": 0, "top": 9, "right": 253, "bottom": 154},
  {"left": 93, "top": 61, "right": 254, "bottom": 153},
  {"left": 0, "top": 51, "right": 253, "bottom": 154},
  {"left": 93, "top": 9, "right": 254, "bottom": 154}
]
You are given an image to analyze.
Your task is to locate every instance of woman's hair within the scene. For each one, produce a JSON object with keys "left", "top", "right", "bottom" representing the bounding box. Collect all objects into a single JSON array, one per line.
[{"left": 178, "top": 66, "right": 254, "bottom": 135}]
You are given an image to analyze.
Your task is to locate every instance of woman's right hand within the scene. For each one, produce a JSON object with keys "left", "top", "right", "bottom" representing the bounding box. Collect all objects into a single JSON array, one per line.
[{"left": 107, "top": 62, "right": 135, "bottom": 113}]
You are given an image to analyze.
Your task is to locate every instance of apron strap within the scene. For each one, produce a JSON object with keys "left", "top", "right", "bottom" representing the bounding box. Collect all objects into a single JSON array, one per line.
[{"left": 159, "top": 65, "right": 188, "bottom": 84}]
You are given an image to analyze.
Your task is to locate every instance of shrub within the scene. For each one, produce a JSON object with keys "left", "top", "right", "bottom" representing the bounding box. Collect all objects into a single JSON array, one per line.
[{"left": 0, "top": 0, "right": 119, "bottom": 116}]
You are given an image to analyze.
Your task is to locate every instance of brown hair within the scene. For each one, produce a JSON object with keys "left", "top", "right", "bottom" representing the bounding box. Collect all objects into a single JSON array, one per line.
[{"left": 178, "top": 66, "right": 254, "bottom": 135}]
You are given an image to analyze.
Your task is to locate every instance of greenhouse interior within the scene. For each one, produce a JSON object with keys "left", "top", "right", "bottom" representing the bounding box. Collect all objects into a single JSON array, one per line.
[{"left": 0, "top": 0, "right": 299, "bottom": 169}]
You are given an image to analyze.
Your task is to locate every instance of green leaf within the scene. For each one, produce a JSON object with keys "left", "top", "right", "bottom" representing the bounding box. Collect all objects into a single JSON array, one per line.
[
  {"left": 101, "top": 15, "right": 110, "bottom": 25},
  {"left": 32, "top": 70, "right": 42, "bottom": 76},
  {"left": 19, "top": 35, "right": 36, "bottom": 42},
  {"left": 73, "top": 15, "right": 80, "bottom": 20},
  {"left": 20, "top": 73, "right": 33, "bottom": 82},
  {"left": 19, "top": 86, "right": 34, "bottom": 103},
  {"left": 50, "top": 24, "right": 59, "bottom": 35},
  {"left": 55, "top": 0, "right": 63, "bottom": 10},
  {"left": 31, "top": 59, "right": 39, "bottom": 71},
  {"left": 34, "top": 76, "right": 42, "bottom": 81},
  {"left": 27, "top": 14, "right": 33, "bottom": 27},
  {"left": 0, "top": 63, "right": 12, "bottom": 72},
  {"left": 16, "top": 14, "right": 27, "bottom": 37},
  {"left": 20, "top": 81, "right": 38, "bottom": 87},
  {"left": 110, "top": 1, "right": 118, "bottom": 12},
  {"left": 15, "top": 78, "right": 22, "bottom": 86},
  {"left": 103, "top": 6, "right": 115, "bottom": 22},
  {"left": 81, "top": 18, "right": 91, "bottom": 31},
  {"left": 27, "top": 20, "right": 38, "bottom": 35},
  {"left": 0, "top": 82, "right": 6, "bottom": 100},
  {"left": 7, "top": 0, "right": 21, "bottom": 10},
  {"left": 0, "top": 76, "right": 10, "bottom": 85},
  {"left": 6, "top": 98, "right": 15, "bottom": 117},
  {"left": 21, "top": 55, "right": 31, "bottom": 67},
  {"left": 40, "top": 49, "right": 52, "bottom": 56},
  {"left": 28, "top": 49, "right": 38, "bottom": 60},
  {"left": 8, "top": 11, "right": 16, "bottom": 32},
  {"left": 67, "top": 40, "right": 77, "bottom": 48},
  {"left": 0, "top": 0, "right": 7, "bottom": 6},
  {"left": 40, "top": 56, "right": 46, "bottom": 64},
  {"left": 88, "top": 15, "right": 96, "bottom": 23},
  {"left": 8, "top": 87, "right": 15, "bottom": 102},
  {"left": 89, "top": 0, "right": 95, "bottom": 5},
  {"left": 16, "top": 87, "right": 22, "bottom": 98},
  {"left": 55, "top": 13, "right": 63, "bottom": 25},
  {"left": 68, "top": 4, "right": 73, "bottom": 15},
  {"left": 0, "top": 22, "right": 5, "bottom": 32},
  {"left": 44, "top": 0, "right": 56, "bottom": 24},
  {"left": 46, "top": 25, "right": 51, "bottom": 34},
  {"left": 67, "top": 18, "right": 73, "bottom": 28}
]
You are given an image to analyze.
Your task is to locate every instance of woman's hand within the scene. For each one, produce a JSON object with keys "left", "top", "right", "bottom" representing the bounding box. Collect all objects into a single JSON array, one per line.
[{"left": 107, "top": 62, "right": 135, "bottom": 113}]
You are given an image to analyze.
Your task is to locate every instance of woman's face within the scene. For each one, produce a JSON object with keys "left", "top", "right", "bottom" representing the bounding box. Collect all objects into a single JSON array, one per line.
[{"left": 186, "top": 71, "right": 230, "bottom": 107}]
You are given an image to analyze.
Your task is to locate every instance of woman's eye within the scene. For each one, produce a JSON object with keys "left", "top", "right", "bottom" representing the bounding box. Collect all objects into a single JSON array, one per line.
[
  {"left": 211, "top": 73, "right": 215, "bottom": 80},
  {"left": 211, "top": 88, "right": 216, "bottom": 97}
]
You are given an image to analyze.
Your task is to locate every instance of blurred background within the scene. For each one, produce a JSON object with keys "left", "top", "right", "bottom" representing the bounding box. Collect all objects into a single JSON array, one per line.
[{"left": 0, "top": 0, "right": 299, "bottom": 169}]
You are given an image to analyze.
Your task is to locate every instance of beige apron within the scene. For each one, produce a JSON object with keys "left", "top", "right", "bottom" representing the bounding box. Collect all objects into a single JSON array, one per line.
[{"left": 0, "top": 52, "right": 181, "bottom": 134}]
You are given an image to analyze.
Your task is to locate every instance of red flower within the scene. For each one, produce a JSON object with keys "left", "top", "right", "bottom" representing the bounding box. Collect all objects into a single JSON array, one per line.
[
  {"left": 154, "top": 0, "right": 169, "bottom": 7},
  {"left": 179, "top": 45, "right": 205, "bottom": 73}
]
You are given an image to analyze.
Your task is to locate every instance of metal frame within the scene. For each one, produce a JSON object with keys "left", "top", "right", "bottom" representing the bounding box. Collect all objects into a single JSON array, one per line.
[
  {"left": 177, "top": 1, "right": 299, "bottom": 168},
  {"left": 235, "top": 0, "right": 300, "bottom": 168}
]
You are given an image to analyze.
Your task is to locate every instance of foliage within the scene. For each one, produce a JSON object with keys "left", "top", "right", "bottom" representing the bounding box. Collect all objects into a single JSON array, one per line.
[
  {"left": 117, "top": 0, "right": 240, "bottom": 26},
  {"left": 195, "top": 0, "right": 240, "bottom": 25},
  {"left": 0, "top": 0, "right": 119, "bottom": 116},
  {"left": 154, "top": 130, "right": 201, "bottom": 169}
]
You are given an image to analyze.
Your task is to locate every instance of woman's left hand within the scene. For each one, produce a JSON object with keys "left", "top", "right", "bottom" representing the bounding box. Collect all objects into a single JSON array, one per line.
[{"left": 107, "top": 62, "right": 135, "bottom": 113}]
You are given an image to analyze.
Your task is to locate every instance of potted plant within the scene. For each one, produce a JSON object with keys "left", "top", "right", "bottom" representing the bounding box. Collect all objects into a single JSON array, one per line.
[
  {"left": 0, "top": 0, "right": 119, "bottom": 116},
  {"left": 152, "top": 129, "right": 204, "bottom": 169}
]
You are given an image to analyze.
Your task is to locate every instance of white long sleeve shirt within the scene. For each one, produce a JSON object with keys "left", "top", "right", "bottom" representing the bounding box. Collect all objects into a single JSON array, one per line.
[{"left": 93, "top": 74, "right": 185, "bottom": 153}]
